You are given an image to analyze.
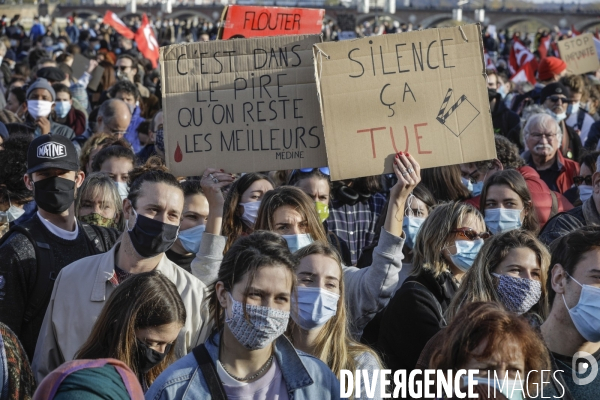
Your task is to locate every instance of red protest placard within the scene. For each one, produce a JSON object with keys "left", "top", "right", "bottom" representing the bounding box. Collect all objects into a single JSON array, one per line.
[{"left": 220, "top": 5, "right": 325, "bottom": 40}]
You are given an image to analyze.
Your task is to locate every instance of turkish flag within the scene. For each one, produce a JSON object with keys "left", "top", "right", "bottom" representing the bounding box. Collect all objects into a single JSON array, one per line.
[
  {"left": 134, "top": 14, "right": 159, "bottom": 69},
  {"left": 103, "top": 11, "right": 135, "bottom": 40}
]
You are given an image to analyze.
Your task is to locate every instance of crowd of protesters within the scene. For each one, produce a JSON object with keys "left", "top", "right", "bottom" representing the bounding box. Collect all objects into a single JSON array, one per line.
[{"left": 0, "top": 10, "right": 598, "bottom": 400}]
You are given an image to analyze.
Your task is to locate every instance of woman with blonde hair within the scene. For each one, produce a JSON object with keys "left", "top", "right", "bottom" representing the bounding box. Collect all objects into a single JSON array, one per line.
[
  {"left": 446, "top": 229, "right": 550, "bottom": 325},
  {"left": 79, "top": 132, "right": 131, "bottom": 175},
  {"left": 378, "top": 201, "right": 488, "bottom": 376},
  {"left": 290, "top": 241, "right": 383, "bottom": 400},
  {"left": 75, "top": 172, "right": 124, "bottom": 230}
]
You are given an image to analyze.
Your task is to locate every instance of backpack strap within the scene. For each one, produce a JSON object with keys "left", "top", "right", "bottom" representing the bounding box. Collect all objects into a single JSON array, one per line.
[
  {"left": 81, "top": 223, "right": 106, "bottom": 253},
  {"left": 577, "top": 108, "right": 586, "bottom": 131},
  {"left": 1, "top": 219, "right": 60, "bottom": 324},
  {"left": 550, "top": 191, "right": 559, "bottom": 219},
  {"left": 192, "top": 344, "right": 228, "bottom": 400}
]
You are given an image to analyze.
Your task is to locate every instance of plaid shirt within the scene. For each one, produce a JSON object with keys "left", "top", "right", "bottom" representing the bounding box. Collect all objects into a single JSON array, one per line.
[{"left": 326, "top": 192, "right": 387, "bottom": 265}]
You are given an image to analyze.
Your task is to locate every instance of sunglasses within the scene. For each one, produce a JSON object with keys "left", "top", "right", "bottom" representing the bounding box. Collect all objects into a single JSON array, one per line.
[
  {"left": 291, "top": 167, "right": 330, "bottom": 177},
  {"left": 546, "top": 96, "right": 572, "bottom": 104},
  {"left": 573, "top": 175, "right": 593, "bottom": 186},
  {"left": 114, "top": 66, "right": 131, "bottom": 72},
  {"left": 451, "top": 228, "right": 491, "bottom": 240}
]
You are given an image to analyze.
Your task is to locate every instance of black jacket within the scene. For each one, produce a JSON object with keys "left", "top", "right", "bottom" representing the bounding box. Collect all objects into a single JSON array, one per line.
[
  {"left": 491, "top": 93, "right": 522, "bottom": 150},
  {"left": 539, "top": 197, "right": 600, "bottom": 246},
  {"left": 377, "top": 267, "right": 458, "bottom": 375}
]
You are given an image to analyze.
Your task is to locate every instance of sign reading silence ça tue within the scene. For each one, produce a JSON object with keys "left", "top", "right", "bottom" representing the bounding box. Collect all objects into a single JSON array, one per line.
[
  {"left": 313, "top": 24, "right": 496, "bottom": 181},
  {"left": 219, "top": 5, "right": 325, "bottom": 40},
  {"left": 557, "top": 33, "right": 600, "bottom": 76},
  {"left": 159, "top": 35, "right": 327, "bottom": 176}
]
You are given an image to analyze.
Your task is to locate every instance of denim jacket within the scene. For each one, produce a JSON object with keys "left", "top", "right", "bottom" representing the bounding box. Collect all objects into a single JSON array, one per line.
[{"left": 145, "top": 332, "right": 343, "bottom": 400}]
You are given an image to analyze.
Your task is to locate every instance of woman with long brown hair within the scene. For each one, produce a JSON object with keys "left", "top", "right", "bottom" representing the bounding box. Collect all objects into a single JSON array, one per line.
[
  {"left": 75, "top": 270, "right": 186, "bottom": 391},
  {"left": 289, "top": 242, "right": 383, "bottom": 400}
]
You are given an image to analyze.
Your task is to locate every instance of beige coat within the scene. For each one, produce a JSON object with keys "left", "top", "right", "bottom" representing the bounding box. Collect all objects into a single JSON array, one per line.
[{"left": 31, "top": 244, "right": 211, "bottom": 384}]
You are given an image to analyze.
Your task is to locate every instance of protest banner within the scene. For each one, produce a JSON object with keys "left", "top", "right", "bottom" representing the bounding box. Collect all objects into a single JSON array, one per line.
[
  {"left": 313, "top": 23, "right": 496, "bottom": 181},
  {"left": 160, "top": 35, "right": 327, "bottom": 177},
  {"left": 219, "top": 5, "right": 325, "bottom": 39},
  {"left": 558, "top": 33, "right": 600, "bottom": 75}
]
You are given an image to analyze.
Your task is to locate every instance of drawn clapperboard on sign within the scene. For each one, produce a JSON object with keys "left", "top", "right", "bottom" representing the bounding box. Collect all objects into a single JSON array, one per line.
[{"left": 436, "top": 88, "right": 480, "bottom": 137}]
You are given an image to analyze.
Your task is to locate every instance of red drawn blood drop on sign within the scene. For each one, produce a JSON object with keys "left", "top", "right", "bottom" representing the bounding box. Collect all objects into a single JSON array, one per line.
[{"left": 174, "top": 142, "right": 183, "bottom": 163}]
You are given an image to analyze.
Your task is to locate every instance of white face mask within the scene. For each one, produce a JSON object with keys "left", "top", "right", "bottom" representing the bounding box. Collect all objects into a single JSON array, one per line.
[
  {"left": 551, "top": 110, "right": 567, "bottom": 122},
  {"left": 27, "top": 100, "right": 54, "bottom": 119},
  {"left": 0, "top": 203, "right": 25, "bottom": 224},
  {"left": 569, "top": 102, "right": 580, "bottom": 116},
  {"left": 115, "top": 181, "right": 129, "bottom": 201},
  {"left": 240, "top": 201, "right": 261, "bottom": 228}
]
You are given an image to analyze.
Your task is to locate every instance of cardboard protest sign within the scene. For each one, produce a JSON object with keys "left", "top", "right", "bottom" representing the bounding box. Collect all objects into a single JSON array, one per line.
[
  {"left": 71, "top": 54, "right": 105, "bottom": 91},
  {"left": 220, "top": 5, "right": 325, "bottom": 39},
  {"left": 160, "top": 35, "right": 327, "bottom": 176},
  {"left": 558, "top": 33, "right": 600, "bottom": 76},
  {"left": 313, "top": 24, "right": 496, "bottom": 181}
]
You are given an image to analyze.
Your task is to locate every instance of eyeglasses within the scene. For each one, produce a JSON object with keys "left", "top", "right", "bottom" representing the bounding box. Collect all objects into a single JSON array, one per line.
[
  {"left": 110, "top": 129, "right": 127, "bottom": 136},
  {"left": 546, "top": 96, "right": 572, "bottom": 104},
  {"left": 451, "top": 228, "right": 491, "bottom": 240},
  {"left": 114, "top": 66, "right": 131, "bottom": 72},
  {"left": 573, "top": 175, "right": 593, "bottom": 186},
  {"left": 529, "top": 132, "right": 558, "bottom": 140}
]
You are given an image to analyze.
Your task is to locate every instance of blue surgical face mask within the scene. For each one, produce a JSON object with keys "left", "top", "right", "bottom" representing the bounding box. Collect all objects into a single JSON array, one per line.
[
  {"left": 403, "top": 216, "right": 425, "bottom": 250},
  {"left": 484, "top": 208, "right": 523, "bottom": 234},
  {"left": 115, "top": 181, "right": 129, "bottom": 201},
  {"left": 563, "top": 273, "right": 600, "bottom": 342},
  {"left": 54, "top": 101, "right": 71, "bottom": 118},
  {"left": 448, "top": 239, "right": 484, "bottom": 272},
  {"left": 461, "top": 177, "right": 473, "bottom": 193},
  {"left": 471, "top": 181, "right": 484, "bottom": 197},
  {"left": 568, "top": 102, "right": 580, "bottom": 116},
  {"left": 579, "top": 185, "right": 593, "bottom": 202},
  {"left": 177, "top": 223, "right": 206, "bottom": 254},
  {"left": 497, "top": 84, "right": 507, "bottom": 99},
  {"left": 94, "top": 43, "right": 101, "bottom": 51},
  {"left": 292, "top": 286, "right": 340, "bottom": 330},
  {"left": 282, "top": 234, "right": 313, "bottom": 253}
]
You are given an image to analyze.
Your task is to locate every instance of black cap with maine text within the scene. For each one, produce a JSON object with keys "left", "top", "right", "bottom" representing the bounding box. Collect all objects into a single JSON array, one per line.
[{"left": 27, "top": 135, "right": 79, "bottom": 174}]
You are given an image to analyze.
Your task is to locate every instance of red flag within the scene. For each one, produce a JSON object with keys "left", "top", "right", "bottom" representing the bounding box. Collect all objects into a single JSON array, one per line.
[
  {"left": 134, "top": 14, "right": 159, "bottom": 69},
  {"left": 103, "top": 11, "right": 135, "bottom": 40},
  {"left": 511, "top": 61, "right": 537, "bottom": 86},
  {"left": 538, "top": 35, "right": 551, "bottom": 59},
  {"left": 509, "top": 38, "right": 537, "bottom": 76},
  {"left": 571, "top": 25, "right": 581, "bottom": 36},
  {"left": 595, "top": 28, "right": 599, "bottom": 40}
]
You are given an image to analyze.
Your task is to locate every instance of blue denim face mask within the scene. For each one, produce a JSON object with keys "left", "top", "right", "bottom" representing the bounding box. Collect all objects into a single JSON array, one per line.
[
  {"left": 484, "top": 208, "right": 522, "bottom": 234},
  {"left": 403, "top": 217, "right": 425, "bottom": 250},
  {"left": 448, "top": 239, "right": 484, "bottom": 272},
  {"left": 282, "top": 234, "right": 313, "bottom": 253},
  {"left": 493, "top": 273, "right": 541, "bottom": 315},
  {"left": 292, "top": 286, "right": 339, "bottom": 330},
  {"left": 177, "top": 224, "right": 206, "bottom": 254}
]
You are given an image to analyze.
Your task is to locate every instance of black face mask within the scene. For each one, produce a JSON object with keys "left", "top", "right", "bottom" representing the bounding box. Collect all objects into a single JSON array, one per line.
[
  {"left": 136, "top": 339, "right": 171, "bottom": 374},
  {"left": 127, "top": 209, "right": 179, "bottom": 258},
  {"left": 34, "top": 176, "right": 76, "bottom": 214}
]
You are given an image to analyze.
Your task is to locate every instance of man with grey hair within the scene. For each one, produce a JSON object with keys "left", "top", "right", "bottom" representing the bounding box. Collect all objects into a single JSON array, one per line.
[
  {"left": 95, "top": 98, "right": 132, "bottom": 139},
  {"left": 540, "top": 153, "right": 600, "bottom": 245},
  {"left": 522, "top": 112, "right": 579, "bottom": 194}
]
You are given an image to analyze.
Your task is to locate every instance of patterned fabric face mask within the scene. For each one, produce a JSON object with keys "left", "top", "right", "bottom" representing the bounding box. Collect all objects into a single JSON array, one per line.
[
  {"left": 79, "top": 213, "right": 118, "bottom": 229},
  {"left": 225, "top": 293, "right": 289, "bottom": 350},
  {"left": 493, "top": 273, "right": 542, "bottom": 315}
]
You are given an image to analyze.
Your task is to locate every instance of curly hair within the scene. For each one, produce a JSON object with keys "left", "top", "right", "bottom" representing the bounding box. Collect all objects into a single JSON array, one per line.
[
  {"left": 0, "top": 135, "right": 33, "bottom": 204},
  {"left": 494, "top": 134, "right": 525, "bottom": 170}
]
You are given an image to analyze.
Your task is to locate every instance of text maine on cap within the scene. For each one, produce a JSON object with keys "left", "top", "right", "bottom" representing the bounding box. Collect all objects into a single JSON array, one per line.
[{"left": 37, "top": 142, "right": 67, "bottom": 159}]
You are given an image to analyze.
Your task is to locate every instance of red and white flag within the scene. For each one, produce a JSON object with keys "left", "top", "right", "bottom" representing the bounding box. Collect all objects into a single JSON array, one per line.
[
  {"left": 484, "top": 50, "right": 496, "bottom": 71},
  {"left": 538, "top": 35, "right": 551, "bottom": 59},
  {"left": 134, "top": 14, "right": 159, "bottom": 69},
  {"left": 509, "top": 37, "right": 537, "bottom": 75},
  {"left": 571, "top": 25, "right": 581, "bottom": 37},
  {"left": 103, "top": 11, "right": 135, "bottom": 40},
  {"left": 511, "top": 61, "right": 537, "bottom": 86}
]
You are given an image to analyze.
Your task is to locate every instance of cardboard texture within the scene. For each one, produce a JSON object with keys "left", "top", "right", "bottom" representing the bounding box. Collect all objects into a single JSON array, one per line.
[
  {"left": 71, "top": 54, "right": 104, "bottom": 91},
  {"left": 160, "top": 34, "right": 327, "bottom": 176},
  {"left": 220, "top": 5, "right": 325, "bottom": 40},
  {"left": 313, "top": 24, "right": 496, "bottom": 181},
  {"left": 558, "top": 33, "right": 600, "bottom": 76}
]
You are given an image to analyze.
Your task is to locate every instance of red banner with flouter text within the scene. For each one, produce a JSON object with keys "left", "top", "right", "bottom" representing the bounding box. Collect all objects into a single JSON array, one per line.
[{"left": 221, "top": 5, "right": 325, "bottom": 40}]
